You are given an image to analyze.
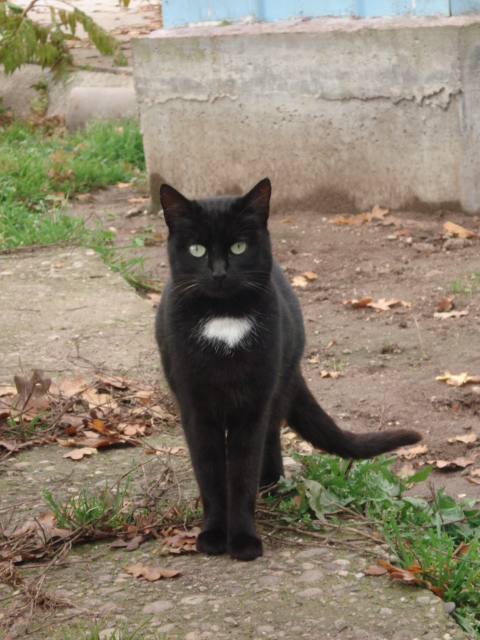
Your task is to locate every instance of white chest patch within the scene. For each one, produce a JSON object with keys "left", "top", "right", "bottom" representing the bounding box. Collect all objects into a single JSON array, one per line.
[{"left": 199, "top": 316, "right": 253, "bottom": 349}]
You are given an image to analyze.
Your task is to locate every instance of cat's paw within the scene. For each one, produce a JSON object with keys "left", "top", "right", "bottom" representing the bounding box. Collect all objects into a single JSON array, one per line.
[
  {"left": 228, "top": 534, "right": 263, "bottom": 561},
  {"left": 196, "top": 529, "right": 227, "bottom": 555}
]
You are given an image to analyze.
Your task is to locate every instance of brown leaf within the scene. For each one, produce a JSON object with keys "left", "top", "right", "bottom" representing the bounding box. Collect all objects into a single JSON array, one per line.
[
  {"left": 125, "top": 563, "right": 181, "bottom": 581},
  {"left": 343, "top": 297, "right": 373, "bottom": 308},
  {"left": 319, "top": 370, "right": 340, "bottom": 379},
  {"left": 363, "top": 564, "right": 388, "bottom": 576},
  {"left": 63, "top": 447, "right": 98, "bottom": 460},
  {"left": 162, "top": 527, "right": 200, "bottom": 554},
  {"left": 467, "top": 476, "right": 480, "bottom": 485},
  {"left": 396, "top": 444, "right": 428, "bottom": 460},
  {"left": 443, "top": 221, "right": 478, "bottom": 239},
  {"left": 0, "top": 439, "right": 19, "bottom": 452},
  {"left": 367, "top": 298, "right": 411, "bottom": 312},
  {"left": 302, "top": 271, "right": 318, "bottom": 281},
  {"left": 471, "top": 468, "right": 480, "bottom": 477},
  {"left": 434, "top": 310, "right": 469, "bottom": 320},
  {"left": 14, "top": 369, "right": 52, "bottom": 412},
  {"left": 436, "top": 371, "right": 480, "bottom": 386},
  {"left": 91, "top": 418, "right": 109, "bottom": 434},
  {"left": 329, "top": 212, "right": 370, "bottom": 226},
  {"left": 435, "top": 297, "right": 454, "bottom": 313},
  {"left": 447, "top": 434, "right": 477, "bottom": 445},
  {"left": 434, "top": 457, "right": 476, "bottom": 470},
  {"left": 56, "top": 376, "right": 88, "bottom": 397},
  {"left": 125, "top": 535, "right": 145, "bottom": 552},
  {"left": 95, "top": 374, "right": 130, "bottom": 390},
  {"left": 82, "top": 389, "right": 117, "bottom": 409},
  {"left": 370, "top": 204, "right": 389, "bottom": 220}
]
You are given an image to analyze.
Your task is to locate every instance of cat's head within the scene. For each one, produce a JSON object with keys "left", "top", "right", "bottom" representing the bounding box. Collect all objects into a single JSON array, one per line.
[{"left": 160, "top": 179, "right": 272, "bottom": 300}]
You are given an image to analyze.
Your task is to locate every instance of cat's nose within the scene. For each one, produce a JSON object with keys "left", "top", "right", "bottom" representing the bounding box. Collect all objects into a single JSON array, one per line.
[{"left": 211, "top": 260, "right": 227, "bottom": 282}]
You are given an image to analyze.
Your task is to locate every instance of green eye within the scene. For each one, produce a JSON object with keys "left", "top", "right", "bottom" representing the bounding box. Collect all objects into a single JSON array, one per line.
[
  {"left": 189, "top": 244, "right": 206, "bottom": 258},
  {"left": 230, "top": 241, "right": 247, "bottom": 255}
]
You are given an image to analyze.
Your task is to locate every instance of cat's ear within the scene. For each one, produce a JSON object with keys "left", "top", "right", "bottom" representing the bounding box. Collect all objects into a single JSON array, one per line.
[
  {"left": 160, "top": 184, "right": 192, "bottom": 229},
  {"left": 241, "top": 178, "right": 271, "bottom": 223}
]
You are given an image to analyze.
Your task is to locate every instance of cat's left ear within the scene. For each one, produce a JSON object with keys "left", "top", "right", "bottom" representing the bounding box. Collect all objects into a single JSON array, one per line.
[
  {"left": 160, "top": 184, "right": 192, "bottom": 229},
  {"left": 241, "top": 178, "right": 271, "bottom": 223}
]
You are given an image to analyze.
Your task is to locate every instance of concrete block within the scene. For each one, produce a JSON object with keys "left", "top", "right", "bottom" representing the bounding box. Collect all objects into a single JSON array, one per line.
[
  {"left": 66, "top": 86, "right": 138, "bottom": 130},
  {"left": 132, "top": 16, "right": 480, "bottom": 213},
  {"left": 0, "top": 65, "right": 135, "bottom": 121}
]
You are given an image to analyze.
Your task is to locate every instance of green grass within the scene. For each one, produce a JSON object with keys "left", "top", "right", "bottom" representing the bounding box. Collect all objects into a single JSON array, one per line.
[
  {"left": 43, "top": 478, "right": 133, "bottom": 531},
  {"left": 267, "top": 453, "right": 480, "bottom": 637},
  {"left": 450, "top": 272, "right": 480, "bottom": 295},
  {"left": 0, "top": 117, "right": 145, "bottom": 250}
]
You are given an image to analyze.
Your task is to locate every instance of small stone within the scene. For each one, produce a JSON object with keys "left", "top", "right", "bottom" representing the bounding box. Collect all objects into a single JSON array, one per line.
[
  {"left": 379, "top": 607, "right": 393, "bottom": 616},
  {"left": 297, "top": 569, "right": 324, "bottom": 583},
  {"left": 99, "top": 629, "right": 116, "bottom": 640},
  {"left": 416, "top": 596, "right": 432, "bottom": 605},
  {"left": 142, "top": 600, "right": 174, "bottom": 615},
  {"left": 333, "top": 558, "right": 350, "bottom": 568},
  {"left": 444, "top": 238, "right": 467, "bottom": 251},
  {"left": 412, "top": 242, "right": 434, "bottom": 253},
  {"left": 444, "top": 602, "right": 456, "bottom": 616}
]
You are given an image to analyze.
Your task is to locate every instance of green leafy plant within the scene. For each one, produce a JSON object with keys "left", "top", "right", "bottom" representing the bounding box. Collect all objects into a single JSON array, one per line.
[
  {"left": 267, "top": 452, "right": 480, "bottom": 635},
  {"left": 0, "top": 0, "right": 128, "bottom": 80}
]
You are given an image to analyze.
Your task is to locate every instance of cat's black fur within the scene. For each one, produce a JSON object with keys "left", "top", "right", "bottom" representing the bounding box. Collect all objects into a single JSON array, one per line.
[{"left": 156, "top": 178, "right": 422, "bottom": 562}]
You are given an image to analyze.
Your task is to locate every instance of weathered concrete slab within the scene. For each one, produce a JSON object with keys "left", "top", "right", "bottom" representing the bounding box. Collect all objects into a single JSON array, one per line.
[
  {"left": 132, "top": 15, "right": 480, "bottom": 213},
  {"left": 0, "top": 247, "right": 158, "bottom": 381}
]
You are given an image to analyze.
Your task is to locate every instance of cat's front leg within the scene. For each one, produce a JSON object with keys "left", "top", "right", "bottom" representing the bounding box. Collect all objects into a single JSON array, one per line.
[
  {"left": 226, "top": 416, "right": 266, "bottom": 561},
  {"left": 181, "top": 408, "right": 228, "bottom": 555}
]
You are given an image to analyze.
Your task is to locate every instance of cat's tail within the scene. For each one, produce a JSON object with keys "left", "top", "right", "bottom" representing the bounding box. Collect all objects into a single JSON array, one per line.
[{"left": 287, "top": 377, "right": 422, "bottom": 459}]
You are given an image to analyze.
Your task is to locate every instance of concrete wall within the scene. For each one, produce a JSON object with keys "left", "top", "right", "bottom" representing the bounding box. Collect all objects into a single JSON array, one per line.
[
  {"left": 162, "top": 0, "right": 480, "bottom": 28},
  {"left": 132, "top": 16, "right": 480, "bottom": 213}
]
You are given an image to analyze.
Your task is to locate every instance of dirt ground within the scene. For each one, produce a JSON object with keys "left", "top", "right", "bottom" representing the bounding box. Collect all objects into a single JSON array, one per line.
[{"left": 70, "top": 185, "right": 480, "bottom": 503}]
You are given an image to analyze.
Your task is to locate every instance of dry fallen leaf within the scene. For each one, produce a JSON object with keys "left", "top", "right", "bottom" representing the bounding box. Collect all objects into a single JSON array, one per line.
[
  {"left": 329, "top": 205, "right": 389, "bottom": 226},
  {"left": 162, "top": 527, "right": 200, "bottom": 554},
  {"left": 434, "top": 310, "right": 469, "bottom": 320},
  {"left": 363, "top": 565, "right": 388, "bottom": 576},
  {"left": 14, "top": 369, "right": 52, "bottom": 413},
  {"left": 63, "top": 447, "right": 98, "bottom": 460},
  {"left": 443, "top": 221, "right": 478, "bottom": 239},
  {"left": 367, "top": 298, "right": 411, "bottom": 312},
  {"left": 435, "top": 297, "right": 454, "bottom": 313},
  {"left": 433, "top": 457, "right": 476, "bottom": 470},
  {"left": 447, "top": 434, "right": 477, "bottom": 445},
  {"left": 436, "top": 371, "right": 480, "bottom": 387},
  {"left": 125, "top": 563, "right": 181, "bottom": 581},
  {"left": 378, "top": 560, "right": 444, "bottom": 598},
  {"left": 319, "top": 370, "right": 340, "bottom": 379},
  {"left": 292, "top": 275, "right": 308, "bottom": 288},
  {"left": 471, "top": 468, "right": 480, "bottom": 477},
  {"left": 343, "top": 297, "right": 411, "bottom": 311},
  {"left": 343, "top": 297, "right": 373, "bottom": 308},
  {"left": 303, "top": 271, "right": 318, "bottom": 281},
  {"left": 396, "top": 444, "right": 428, "bottom": 460}
]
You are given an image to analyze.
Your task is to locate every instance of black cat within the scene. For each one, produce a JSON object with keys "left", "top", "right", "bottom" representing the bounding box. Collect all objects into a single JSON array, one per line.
[{"left": 156, "top": 178, "right": 422, "bottom": 562}]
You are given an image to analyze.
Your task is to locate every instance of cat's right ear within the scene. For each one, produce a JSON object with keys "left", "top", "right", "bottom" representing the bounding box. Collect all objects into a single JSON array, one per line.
[
  {"left": 241, "top": 178, "right": 271, "bottom": 223},
  {"left": 160, "top": 184, "right": 192, "bottom": 229}
]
